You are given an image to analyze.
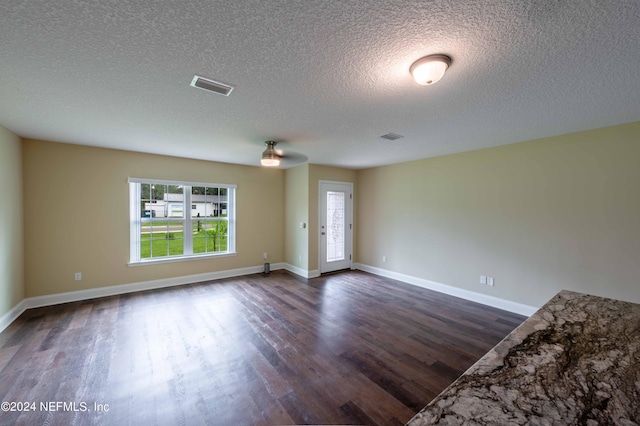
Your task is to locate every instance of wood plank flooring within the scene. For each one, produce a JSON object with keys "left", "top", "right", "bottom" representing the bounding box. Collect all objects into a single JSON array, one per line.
[{"left": 0, "top": 270, "right": 525, "bottom": 425}]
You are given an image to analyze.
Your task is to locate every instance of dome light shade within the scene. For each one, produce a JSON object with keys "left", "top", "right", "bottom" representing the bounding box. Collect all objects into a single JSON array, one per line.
[
  {"left": 261, "top": 141, "right": 281, "bottom": 167},
  {"left": 261, "top": 157, "right": 280, "bottom": 167},
  {"left": 410, "top": 54, "right": 451, "bottom": 85}
]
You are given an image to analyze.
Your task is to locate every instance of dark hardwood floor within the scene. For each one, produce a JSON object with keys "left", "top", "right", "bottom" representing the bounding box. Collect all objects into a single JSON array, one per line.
[{"left": 0, "top": 270, "right": 525, "bottom": 426}]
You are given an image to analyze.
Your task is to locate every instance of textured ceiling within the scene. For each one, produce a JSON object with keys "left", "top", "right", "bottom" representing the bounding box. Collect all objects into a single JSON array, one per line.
[{"left": 1, "top": 1, "right": 640, "bottom": 169}]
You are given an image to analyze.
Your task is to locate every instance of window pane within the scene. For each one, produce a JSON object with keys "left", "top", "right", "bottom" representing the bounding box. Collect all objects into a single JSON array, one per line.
[
  {"left": 214, "top": 220, "right": 228, "bottom": 252},
  {"left": 147, "top": 222, "right": 183, "bottom": 258},
  {"left": 192, "top": 219, "right": 227, "bottom": 254},
  {"left": 149, "top": 240, "right": 164, "bottom": 258},
  {"left": 166, "top": 185, "right": 184, "bottom": 218},
  {"left": 212, "top": 188, "right": 221, "bottom": 217},
  {"left": 326, "top": 191, "right": 345, "bottom": 262},
  {"left": 140, "top": 236, "right": 151, "bottom": 259},
  {"left": 140, "top": 183, "right": 151, "bottom": 218},
  {"left": 192, "top": 219, "right": 211, "bottom": 254},
  {"left": 192, "top": 186, "right": 218, "bottom": 218},
  {"left": 192, "top": 185, "right": 205, "bottom": 217},
  {"left": 166, "top": 223, "right": 183, "bottom": 256},
  {"left": 150, "top": 184, "right": 161, "bottom": 202}
]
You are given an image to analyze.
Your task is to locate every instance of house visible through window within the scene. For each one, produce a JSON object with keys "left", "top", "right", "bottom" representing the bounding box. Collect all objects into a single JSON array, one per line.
[{"left": 129, "top": 178, "right": 236, "bottom": 264}]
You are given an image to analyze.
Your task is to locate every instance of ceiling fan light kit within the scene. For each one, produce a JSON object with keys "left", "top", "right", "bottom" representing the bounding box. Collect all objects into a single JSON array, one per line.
[
  {"left": 410, "top": 54, "right": 451, "bottom": 85},
  {"left": 261, "top": 141, "right": 281, "bottom": 167}
]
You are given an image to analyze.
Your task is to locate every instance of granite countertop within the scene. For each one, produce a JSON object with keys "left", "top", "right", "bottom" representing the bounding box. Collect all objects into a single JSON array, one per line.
[{"left": 406, "top": 290, "right": 640, "bottom": 425}]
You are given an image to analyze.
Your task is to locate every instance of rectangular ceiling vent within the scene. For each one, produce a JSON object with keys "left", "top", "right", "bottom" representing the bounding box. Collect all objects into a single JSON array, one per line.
[
  {"left": 380, "top": 133, "right": 404, "bottom": 141},
  {"left": 190, "top": 75, "right": 234, "bottom": 96}
]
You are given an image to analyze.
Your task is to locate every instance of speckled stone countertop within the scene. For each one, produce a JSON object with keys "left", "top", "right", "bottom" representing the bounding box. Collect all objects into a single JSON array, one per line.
[{"left": 406, "top": 290, "right": 640, "bottom": 425}]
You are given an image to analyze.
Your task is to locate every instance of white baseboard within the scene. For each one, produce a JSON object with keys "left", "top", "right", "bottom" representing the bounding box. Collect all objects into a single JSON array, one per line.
[
  {"left": 0, "top": 263, "right": 288, "bottom": 333},
  {"left": 1, "top": 262, "right": 537, "bottom": 334},
  {"left": 0, "top": 299, "right": 28, "bottom": 335},
  {"left": 354, "top": 263, "right": 538, "bottom": 317},
  {"left": 25, "top": 264, "right": 293, "bottom": 310},
  {"left": 283, "top": 264, "right": 320, "bottom": 279}
]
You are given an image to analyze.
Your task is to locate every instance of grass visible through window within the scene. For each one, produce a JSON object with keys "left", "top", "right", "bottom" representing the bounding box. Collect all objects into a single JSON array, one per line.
[{"left": 140, "top": 229, "right": 228, "bottom": 259}]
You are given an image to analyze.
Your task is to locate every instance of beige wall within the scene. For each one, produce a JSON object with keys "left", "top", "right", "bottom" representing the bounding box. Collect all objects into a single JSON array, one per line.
[
  {"left": 284, "top": 164, "right": 357, "bottom": 274},
  {"left": 19, "top": 138, "right": 358, "bottom": 300},
  {"left": 284, "top": 164, "right": 310, "bottom": 269},
  {"left": 23, "top": 140, "right": 284, "bottom": 298},
  {"left": 12, "top": 121, "right": 640, "bottom": 310},
  {"left": 0, "top": 126, "right": 24, "bottom": 318},
  {"left": 357, "top": 121, "right": 640, "bottom": 308}
]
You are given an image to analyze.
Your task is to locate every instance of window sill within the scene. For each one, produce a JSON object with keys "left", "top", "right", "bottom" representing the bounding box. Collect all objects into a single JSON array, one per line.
[{"left": 128, "top": 251, "right": 237, "bottom": 267}]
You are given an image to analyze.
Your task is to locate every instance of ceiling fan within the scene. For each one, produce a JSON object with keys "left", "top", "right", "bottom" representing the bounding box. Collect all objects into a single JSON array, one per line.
[{"left": 260, "top": 141, "right": 307, "bottom": 168}]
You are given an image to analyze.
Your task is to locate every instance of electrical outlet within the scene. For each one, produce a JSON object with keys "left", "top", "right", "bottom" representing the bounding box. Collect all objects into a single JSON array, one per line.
[
  {"left": 74, "top": 272, "right": 82, "bottom": 281},
  {"left": 480, "top": 275, "right": 487, "bottom": 285},
  {"left": 382, "top": 256, "right": 387, "bottom": 263},
  {"left": 263, "top": 252, "right": 268, "bottom": 260},
  {"left": 487, "top": 276, "right": 494, "bottom": 286}
]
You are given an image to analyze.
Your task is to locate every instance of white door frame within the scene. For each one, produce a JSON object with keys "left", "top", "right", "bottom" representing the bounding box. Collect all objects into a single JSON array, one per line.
[{"left": 318, "top": 180, "right": 353, "bottom": 274}]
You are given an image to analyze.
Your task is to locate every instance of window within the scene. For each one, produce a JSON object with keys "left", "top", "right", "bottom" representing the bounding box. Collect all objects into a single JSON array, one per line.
[{"left": 129, "top": 178, "right": 236, "bottom": 264}]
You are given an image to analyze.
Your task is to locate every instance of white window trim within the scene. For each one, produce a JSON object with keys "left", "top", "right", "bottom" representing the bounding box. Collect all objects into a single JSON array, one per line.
[{"left": 128, "top": 178, "right": 237, "bottom": 265}]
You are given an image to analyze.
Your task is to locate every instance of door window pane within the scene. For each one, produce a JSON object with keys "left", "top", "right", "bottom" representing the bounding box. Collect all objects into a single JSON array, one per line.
[{"left": 326, "top": 191, "right": 345, "bottom": 262}]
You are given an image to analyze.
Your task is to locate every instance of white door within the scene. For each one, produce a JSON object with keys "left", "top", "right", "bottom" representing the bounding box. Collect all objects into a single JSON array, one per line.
[{"left": 319, "top": 181, "right": 353, "bottom": 273}]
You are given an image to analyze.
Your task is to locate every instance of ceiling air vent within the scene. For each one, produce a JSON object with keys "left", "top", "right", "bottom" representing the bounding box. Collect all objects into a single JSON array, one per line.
[
  {"left": 190, "top": 75, "right": 234, "bottom": 96},
  {"left": 380, "top": 133, "right": 404, "bottom": 141}
]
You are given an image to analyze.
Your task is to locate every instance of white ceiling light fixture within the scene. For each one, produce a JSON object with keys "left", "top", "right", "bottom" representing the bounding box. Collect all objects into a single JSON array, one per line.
[
  {"left": 261, "top": 141, "right": 280, "bottom": 167},
  {"left": 410, "top": 54, "right": 452, "bottom": 85}
]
